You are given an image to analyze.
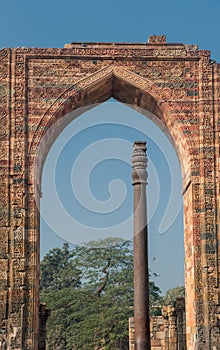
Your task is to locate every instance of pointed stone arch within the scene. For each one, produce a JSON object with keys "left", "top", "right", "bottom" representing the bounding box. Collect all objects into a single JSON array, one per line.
[
  {"left": 0, "top": 39, "right": 219, "bottom": 349},
  {"left": 30, "top": 65, "right": 192, "bottom": 189}
]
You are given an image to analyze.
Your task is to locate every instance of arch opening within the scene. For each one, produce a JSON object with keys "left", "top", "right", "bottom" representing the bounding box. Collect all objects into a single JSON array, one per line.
[
  {"left": 32, "top": 68, "right": 195, "bottom": 350},
  {"left": 38, "top": 103, "right": 183, "bottom": 348}
]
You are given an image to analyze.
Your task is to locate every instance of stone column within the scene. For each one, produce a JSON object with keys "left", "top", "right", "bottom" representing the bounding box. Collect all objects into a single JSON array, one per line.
[
  {"left": 162, "top": 306, "right": 170, "bottom": 350},
  {"left": 175, "top": 298, "right": 186, "bottom": 350},
  {"left": 132, "top": 141, "right": 151, "bottom": 350},
  {"left": 38, "top": 304, "right": 51, "bottom": 350},
  {"left": 167, "top": 306, "right": 177, "bottom": 350}
]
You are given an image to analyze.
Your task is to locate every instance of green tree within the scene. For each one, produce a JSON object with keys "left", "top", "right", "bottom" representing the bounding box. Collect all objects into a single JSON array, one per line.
[
  {"left": 40, "top": 243, "right": 81, "bottom": 292},
  {"left": 74, "top": 237, "right": 134, "bottom": 297},
  {"left": 40, "top": 238, "right": 162, "bottom": 349},
  {"left": 162, "top": 285, "right": 185, "bottom": 305}
]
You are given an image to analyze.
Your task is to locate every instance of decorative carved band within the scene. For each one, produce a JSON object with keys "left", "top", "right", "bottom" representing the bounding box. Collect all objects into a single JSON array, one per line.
[{"left": 132, "top": 141, "right": 148, "bottom": 185}]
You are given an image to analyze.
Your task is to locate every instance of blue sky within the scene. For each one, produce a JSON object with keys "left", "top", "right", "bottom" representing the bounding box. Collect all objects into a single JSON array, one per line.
[
  {"left": 40, "top": 103, "right": 183, "bottom": 293},
  {"left": 1, "top": 0, "right": 219, "bottom": 293},
  {"left": 1, "top": 0, "right": 220, "bottom": 62}
]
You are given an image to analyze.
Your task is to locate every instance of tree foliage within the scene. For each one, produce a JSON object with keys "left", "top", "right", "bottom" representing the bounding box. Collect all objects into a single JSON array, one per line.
[
  {"left": 162, "top": 285, "right": 185, "bottom": 306},
  {"left": 40, "top": 238, "right": 162, "bottom": 350},
  {"left": 40, "top": 243, "right": 81, "bottom": 291}
]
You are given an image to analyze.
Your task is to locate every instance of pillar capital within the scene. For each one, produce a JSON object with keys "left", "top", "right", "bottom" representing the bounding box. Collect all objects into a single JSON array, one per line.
[{"left": 132, "top": 141, "right": 148, "bottom": 185}]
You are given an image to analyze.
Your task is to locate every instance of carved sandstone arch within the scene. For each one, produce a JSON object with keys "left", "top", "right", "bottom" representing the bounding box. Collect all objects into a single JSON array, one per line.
[
  {"left": 30, "top": 66, "right": 192, "bottom": 186},
  {"left": 28, "top": 67, "right": 197, "bottom": 349},
  {"left": 0, "top": 40, "right": 219, "bottom": 349}
]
